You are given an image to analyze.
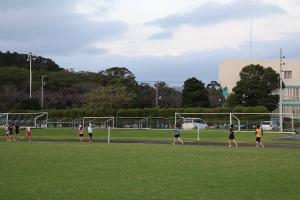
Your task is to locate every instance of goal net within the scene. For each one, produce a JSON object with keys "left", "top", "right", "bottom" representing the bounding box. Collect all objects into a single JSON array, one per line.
[
  {"left": 149, "top": 117, "right": 174, "bottom": 129},
  {"left": 82, "top": 117, "right": 114, "bottom": 129},
  {"left": 175, "top": 112, "right": 294, "bottom": 133},
  {"left": 115, "top": 117, "right": 149, "bottom": 129},
  {"left": 0, "top": 112, "right": 48, "bottom": 128},
  {"left": 46, "top": 118, "right": 81, "bottom": 128}
]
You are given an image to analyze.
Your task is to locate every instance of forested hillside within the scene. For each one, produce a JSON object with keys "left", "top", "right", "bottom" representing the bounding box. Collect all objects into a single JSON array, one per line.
[
  {"left": 0, "top": 51, "right": 182, "bottom": 112},
  {"left": 1, "top": 51, "right": 273, "bottom": 115}
]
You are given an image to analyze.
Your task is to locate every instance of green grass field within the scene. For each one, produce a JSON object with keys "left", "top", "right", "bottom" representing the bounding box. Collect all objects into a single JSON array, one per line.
[
  {"left": 1, "top": 128, "right": 300, "bottom": 199},
  {"left": 2, "top": 127, "right": 300, "bottom": 145}
]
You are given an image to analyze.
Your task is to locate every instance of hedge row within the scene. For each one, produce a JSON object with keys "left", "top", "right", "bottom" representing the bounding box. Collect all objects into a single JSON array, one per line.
[{"left": 10, "top": 106, "right": 269, "bottom": 120}]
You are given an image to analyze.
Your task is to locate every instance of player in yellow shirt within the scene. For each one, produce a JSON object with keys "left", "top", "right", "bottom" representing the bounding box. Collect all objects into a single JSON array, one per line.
[{"left": 255, "top": 125, "right": 264, "bottom": 148}]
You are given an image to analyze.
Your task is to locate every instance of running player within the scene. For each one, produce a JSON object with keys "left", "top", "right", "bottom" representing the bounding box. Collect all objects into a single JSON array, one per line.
[
  {"left": 78, "top": 124, "right": 84, "bottom": 142},
  {"left": 25, "top": 127, "right": 31, "bottom": 142},
  {"left": 173, "top": 124, "right": 184, "bottom": 145},
  {"left": 228, "top": 124, "right": 238, "bottom": 147},
  {"left": 255, "top": 124, "right": 264, "bottom": 148}
]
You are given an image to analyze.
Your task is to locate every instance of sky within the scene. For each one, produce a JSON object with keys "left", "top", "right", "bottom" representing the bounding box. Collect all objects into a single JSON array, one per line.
[{"left": 1, "top": 0, "right": 300, "bottom": 85}]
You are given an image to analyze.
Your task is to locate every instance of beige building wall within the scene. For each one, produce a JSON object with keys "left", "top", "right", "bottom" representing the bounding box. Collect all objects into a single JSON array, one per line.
[{"left": 219, "top": 59, "right": 300, "bottom": 114}]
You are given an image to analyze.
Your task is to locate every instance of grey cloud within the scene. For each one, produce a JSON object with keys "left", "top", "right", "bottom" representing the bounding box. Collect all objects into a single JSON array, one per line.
[
  {"left": 0, "top": 0, "right": 128, "bottom": 56},
  {"left": 0, "top": 0, "right": 73, "bottom": 11},
  {"left": 147, "top": 0, "right": 285, "bottom": 28},
  {"left": 54, "top": 32, "right": 300, "bottom": 84},
  {"left": 148, "top": 31, "right": 173, "bottom": 40},
  {"left": 82, "top": 47, "right": 109, "bottom": 55},
  {"left": 248, "top": 33, "right": 300, "bottom": 59}
]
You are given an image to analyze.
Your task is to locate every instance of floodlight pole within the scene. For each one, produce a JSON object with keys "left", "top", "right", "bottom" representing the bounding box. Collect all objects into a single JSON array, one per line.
[
  {"left": 155, "top": 82, "right": 158, "bottom": 108},
  {"left": 279, "top": 48, "right": 284, "bottom": 133},
  {"left": 41, "top": 75, "right": 47, "bottom": 110},
  {"left": 27, "top": 52, "right": 36, "bottom": 99}
]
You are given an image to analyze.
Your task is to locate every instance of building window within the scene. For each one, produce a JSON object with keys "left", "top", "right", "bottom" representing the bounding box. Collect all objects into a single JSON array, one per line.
[
  {"left": 284, "top": 88, "right": 300, "bottom": 100},
  {"left": 284, "top": 71, "right": 292, "bottom": 79}
]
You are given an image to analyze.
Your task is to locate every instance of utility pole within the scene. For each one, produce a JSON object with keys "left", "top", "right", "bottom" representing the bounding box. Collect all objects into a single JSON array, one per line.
[
  {"left": 279, "top": 48, "right": 285, "bottom": 132},
  {"left": 27, "top": 52, "right": 36, "bottom": 99},
  {"left": 41, "top": 75, "right": 47, "bottom": 110},
  {"left": 155, "top": 81, "right": 162, "bottom": 108},
  {"left": 155, "top": 82, "right": 159, "bottom": 108}
]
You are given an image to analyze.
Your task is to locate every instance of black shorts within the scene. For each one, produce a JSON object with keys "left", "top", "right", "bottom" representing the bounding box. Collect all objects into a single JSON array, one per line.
[
  {"left": 174, "top": 134, "right": 180, "bottom": 138},
  {"left": 9, "top": 132, "right": 13, "bottom": 135},
  {"left": 79, "top": 134, "right": 83, "bottom": 137},
  {"left": 229, "top": 134, "right": 235, "bottom": 140},
  {"left": 256, "top": 137, "right": 261, "bottom": 142},
  {"left": 88, "top": 133, "right": 93, "bottom": 137}
]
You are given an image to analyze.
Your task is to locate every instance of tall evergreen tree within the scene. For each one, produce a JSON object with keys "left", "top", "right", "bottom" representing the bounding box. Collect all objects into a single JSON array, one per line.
[{"left": 182, "top": 77, "right": 209, "bottom": 107}]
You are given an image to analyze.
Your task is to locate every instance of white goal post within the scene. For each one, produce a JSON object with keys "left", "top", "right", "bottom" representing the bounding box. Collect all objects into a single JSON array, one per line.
[
  {"left": 0, "top": 112, "right": 48, "bottom": 128},
  {"left": 175, "top": 112, "right": 294, "bottom": 133},
  {"left": 82, "top": 117, "right": 114, "bottom": 129}
]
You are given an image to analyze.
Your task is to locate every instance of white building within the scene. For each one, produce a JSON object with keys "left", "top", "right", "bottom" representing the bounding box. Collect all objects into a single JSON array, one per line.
[{"left": 219, "top": 59, "right": 300, "bottom": 114}]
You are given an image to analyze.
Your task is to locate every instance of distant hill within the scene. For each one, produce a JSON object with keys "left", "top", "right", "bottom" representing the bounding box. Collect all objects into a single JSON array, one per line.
[
  {"left": 0, "top": 51, "right": 63, "bottom": 71},
  {"left": 0, "top": 51, "right": 101, "bottom": 111},
  {"left": 0, "top": 51, "right": 180, "bottom": 112}
]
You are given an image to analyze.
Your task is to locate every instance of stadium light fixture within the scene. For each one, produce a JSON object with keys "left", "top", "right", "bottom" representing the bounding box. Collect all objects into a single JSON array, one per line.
[
  {"left": 41, "top": 75, "right": 47, "bottom": 110},
  {"left": 27, "top": 52, "right": 36, "bottom": 99}
]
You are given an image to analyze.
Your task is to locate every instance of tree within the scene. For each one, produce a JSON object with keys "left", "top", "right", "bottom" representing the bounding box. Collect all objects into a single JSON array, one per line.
[
  {"left": 17, "top": 98, "right": 40, "bottom": 110},
  {"left": 153, "top": 82, "right": 182, "bottom": 108},
  {"left": 0, "top": 51, "right": 62, "bottom": 71},
  {"left": 84, "top": 85, "right": 136, "bottom": 111},
  {"left": 207, "top": 81, "right": 225, "bottom": 108},
  {"left": 182, "top": 77, "right": 209, "bottom": 107},
  {"left": 100, "top": 67, "right": 137, "bottom": 88},
  {"left": 227, "top": 64, "right": 280, "bottom": 111},
  {"left": 134, "top": 83, "right": 156, "bottom": 108}
]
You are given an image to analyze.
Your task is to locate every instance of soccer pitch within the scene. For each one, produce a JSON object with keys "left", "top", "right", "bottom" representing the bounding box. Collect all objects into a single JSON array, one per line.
[
  {"left": 7, "top": 128, "right": 300, "bottom": 145},
  {"left": 0, "top": 129, "right": 300, "bottom": 200}
]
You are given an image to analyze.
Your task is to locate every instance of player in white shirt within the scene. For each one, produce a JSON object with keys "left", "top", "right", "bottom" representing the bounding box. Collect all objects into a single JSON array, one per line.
[{"left": 88, "top": 123, "right": 93, "bottom": 143}]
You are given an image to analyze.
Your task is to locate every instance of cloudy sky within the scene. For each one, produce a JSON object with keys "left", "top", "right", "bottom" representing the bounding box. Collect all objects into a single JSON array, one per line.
[{"left": 1, "top": 0, "right": 300, "bottom": 84}]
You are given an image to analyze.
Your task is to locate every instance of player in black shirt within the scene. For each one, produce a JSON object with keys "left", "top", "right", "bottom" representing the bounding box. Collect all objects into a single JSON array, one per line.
[
  {"left": 8, "top": 124, "right": 14, "bottom": 141},
  {"left": 228, "top": 124, "right": 238, "bottom": 148},
  {"left": 14, "top": 123, "right": 22, "bottom": 141}
]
